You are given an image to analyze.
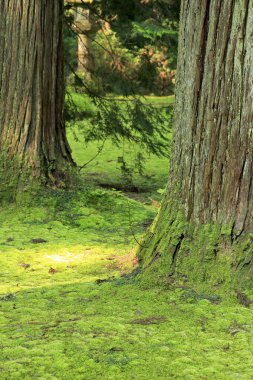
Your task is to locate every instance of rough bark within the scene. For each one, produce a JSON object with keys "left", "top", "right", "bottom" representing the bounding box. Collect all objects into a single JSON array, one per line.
[
  {"left": 139, "top": 1, "right": 253, "bottom": 290},
  {"left": 0, "top": 0, "right": 73, "bottom": 181},
  {"left": 174, "top": 0, "right": 253, "bottom": 236}
]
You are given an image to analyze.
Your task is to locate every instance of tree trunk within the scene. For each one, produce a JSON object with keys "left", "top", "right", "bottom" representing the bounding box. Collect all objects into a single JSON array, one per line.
[
  {"left": 174, "top": 0, "right": 253, "bottom": 236},
  {"left": 0, "top": 0, "right": 73, "bottom": 182},
  {"left": 139, "top": 1, "right": 253, "bottom": 290},
  {"left": 77, "top": 34, "right": 92, "bottom": 76}
]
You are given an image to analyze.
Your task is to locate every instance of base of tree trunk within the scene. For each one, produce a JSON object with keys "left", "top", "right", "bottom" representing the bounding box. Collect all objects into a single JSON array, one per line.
[
  {"left": 0, "top": 147, "right": 76, "bottom": 205},
  {"left": 39, "top": 156, "right": 76, "bottom": 188},
  {"left": 138, "top": 198, "right": 253, "bottom": 294}
]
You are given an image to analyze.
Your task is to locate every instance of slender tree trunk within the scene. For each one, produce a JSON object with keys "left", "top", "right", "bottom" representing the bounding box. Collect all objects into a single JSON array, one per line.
[
  {"left": 0, "top": 0, "right": 73, "bottom": 182},
  {"left": 139, "top": 1, "right": 253, "bottom": 290},
  {"left": 77, "top": 34, "right": 92, "bottom": 76}
]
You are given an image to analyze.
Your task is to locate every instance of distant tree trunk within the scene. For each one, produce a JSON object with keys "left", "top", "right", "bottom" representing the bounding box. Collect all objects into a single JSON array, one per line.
[
  {"left": 77, "top": 34, "right": 92, "bottom": 76},
  {"left": 0, "top": 0, "right": 73, "bottom": 183},
  {"left": 139, "top": 1, "right": 253, "bottom": 290}
]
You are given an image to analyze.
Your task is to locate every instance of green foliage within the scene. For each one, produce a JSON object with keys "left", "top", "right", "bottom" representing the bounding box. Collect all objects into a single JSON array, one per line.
[
  {"left": 64, "top": 0, "right": 180, "bottom": 96},
  {"left": 65, "top": 90, "right": 97, "bottom": 120},
  {"left": 90, "top": 30, "right": 139, "bottom": 95},
  {"left": 83, "top": 99, "right": 172, "bottom": 157},
  {"left": 65, "top": 91, "right": 173, "bottom": 181},
  {"left": 67, "top": 123, "right": 170, "bottom": 196},
  {"left": 131, "top": 21, "right": 178, "bottom": 40}
]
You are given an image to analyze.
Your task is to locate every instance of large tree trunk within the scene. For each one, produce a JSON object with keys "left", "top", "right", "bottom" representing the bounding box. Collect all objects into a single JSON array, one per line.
[
  {"left": 139, "top": 1, "right": 253, "bottom": 290},
  {"left": 0, "top": 0, "right": 73, "bottom": 182},
  {"left": 174, "top": 0, "right": 253, "bottom": 236}
]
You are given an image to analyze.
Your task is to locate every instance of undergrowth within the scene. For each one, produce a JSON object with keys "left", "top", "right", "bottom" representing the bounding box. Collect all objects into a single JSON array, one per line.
[{"left": 1, "top": 96, "right": 253, "bottom": 379}]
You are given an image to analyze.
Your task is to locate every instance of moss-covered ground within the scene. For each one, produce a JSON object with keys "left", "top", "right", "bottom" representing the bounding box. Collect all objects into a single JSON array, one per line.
[{"left": 1, "top": 96, "right": 253, "bottom": 379}]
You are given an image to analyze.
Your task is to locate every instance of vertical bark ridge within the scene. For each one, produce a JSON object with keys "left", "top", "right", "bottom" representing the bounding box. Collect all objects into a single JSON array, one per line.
[
  {"left": 0, "top": 0, "right": 73, "bottom": 178},
  {"left": 170, "top": 0, "right": 253, "bottom": 235}
]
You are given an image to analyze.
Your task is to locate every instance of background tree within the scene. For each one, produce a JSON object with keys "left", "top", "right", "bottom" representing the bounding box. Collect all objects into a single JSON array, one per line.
[
  {"left": 93, "top": 0, "right": 179, "bottom": 95},
  {"left": 139, "top": 1, "right": 253, "bottom": 290},
  {"left": 0, "top": 0, "right": 73, "bottom": 184},
  {"left": 64, "top": 0, "right": 175, "bottom": 181},
  {"left": 65, "top": 0, "right": 180, "bottom": 95}
]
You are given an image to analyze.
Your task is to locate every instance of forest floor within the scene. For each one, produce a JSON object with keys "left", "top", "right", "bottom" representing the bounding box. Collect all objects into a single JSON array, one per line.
[{"left": 1, "top": 96, "right": 253, "bottom": 379}]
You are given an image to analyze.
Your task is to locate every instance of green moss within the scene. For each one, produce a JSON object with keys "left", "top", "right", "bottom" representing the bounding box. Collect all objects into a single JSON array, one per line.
[
  {"left": 1, "top": 247, "right": 253, "bottom": 380},
  {"left": 139, "top": 203, "right": 253, "bottom": 296},
  {"left": 1, "top": 98, "right": 253, "bottom": 378}
]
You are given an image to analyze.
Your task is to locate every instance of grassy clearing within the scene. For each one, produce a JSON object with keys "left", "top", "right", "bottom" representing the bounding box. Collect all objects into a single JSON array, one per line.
[
  {"left": 66, "top": 92, "right": 172, "bottom": 200},
  {"left": 67, "top": 136, "right": 169, "bottom": 200},
  {"left": 66, "top": 93, "right": 175, "bottom": 110},
  {"left": 1, "top": 95, "right": 253, "bottom": 379}
]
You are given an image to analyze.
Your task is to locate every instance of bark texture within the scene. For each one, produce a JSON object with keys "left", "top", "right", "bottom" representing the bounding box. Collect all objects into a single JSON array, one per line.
[
  {"left": 77, "top": 34, "right": 91, "bottom": 75},
  {"left": 139, "top": 1, "right": 253, "bottom": 289},
  {"left": 0, "top": 0, "right": 73, "bottom": 179},
  {"left": 174, "top": 0, "right": 253, "bottom": 236}
]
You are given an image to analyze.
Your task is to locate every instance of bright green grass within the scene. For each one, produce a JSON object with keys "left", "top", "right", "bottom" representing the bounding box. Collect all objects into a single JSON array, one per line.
[
  {"left": 142, "top": 95, "right": 175, "bottom": 107},
  {"left": 66, "top": 91, "right": 172, "bottom": 199},
  {"left": 67, "top": 92, "right": 174, "bottom": 109},
  {"left": 109, "top": 95, "right": 175, "bottom": 107},
  {"left": 67, "top": 135, "right": 169, "bottom": 199},
  {"left": 1, "top": 95, "right": 253, "bottom": 379}
]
